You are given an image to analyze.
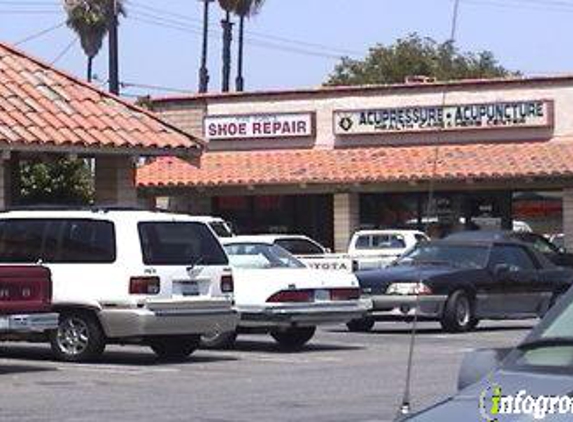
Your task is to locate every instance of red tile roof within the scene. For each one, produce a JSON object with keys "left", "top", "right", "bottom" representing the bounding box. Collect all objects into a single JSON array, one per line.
[
  {"left": 0, "top": 42, "right": 203, "bottom": 154},
  {"left": 137, "top": 141, "right": 573, "bottom": 188}
]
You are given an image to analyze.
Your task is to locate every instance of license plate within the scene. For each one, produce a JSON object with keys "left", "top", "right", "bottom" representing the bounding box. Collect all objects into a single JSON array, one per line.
[
  {"left": 314, "top": 289, "right": 330, "bottom": 301},
  {"left": 176, "top": 281, "right": 199, "bottom": 296}
]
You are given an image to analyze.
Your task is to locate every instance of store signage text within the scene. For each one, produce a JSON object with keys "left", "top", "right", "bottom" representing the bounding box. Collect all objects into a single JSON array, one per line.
[
  {"left": 205, "top": 113, "right": 314, "bottom": 140},
  {"left": 334, "top": 100, "right": 553, "bottom": 135}
]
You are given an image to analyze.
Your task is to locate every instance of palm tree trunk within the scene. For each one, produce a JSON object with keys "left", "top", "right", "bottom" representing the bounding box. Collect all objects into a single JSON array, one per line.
[
  {"left": 235, "top": 15, "right": 245, "bottom": 92},
  {"left": 87, "top": 56, "right": 94, "bottom": 83},
  {"left": 198, "top": 0, "right": 212, "bottom": 93},
  {"left": 221, "top": 10, "right": 233, "bottom": 92}
]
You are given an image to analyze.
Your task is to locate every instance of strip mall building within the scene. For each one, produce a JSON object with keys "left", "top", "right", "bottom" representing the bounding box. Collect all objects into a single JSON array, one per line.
[{"left": 137, "top": 76, "right": 573, "bottom": 252}]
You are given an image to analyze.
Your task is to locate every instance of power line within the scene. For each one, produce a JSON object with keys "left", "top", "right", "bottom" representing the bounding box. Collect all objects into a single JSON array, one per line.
[
  {"left": 51, "top": 37, "right": 77, "bottom": 65},
  {"left": 126, "top": 1, "right": 363, "bottom": 57},
  {"left": 14, "top": 21, "right": 65, "bottom": 46}
]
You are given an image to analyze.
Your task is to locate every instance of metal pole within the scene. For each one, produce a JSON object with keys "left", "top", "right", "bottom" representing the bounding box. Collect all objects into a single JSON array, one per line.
[
  {"left": 108, "top": 0, "right": 120, "bottom": 95},
  {"left": 235, "top": 14, "right": 245, "bottom": 92},
  {"left": 198, "top": 0, "right": 213, "bottom": 93},
  {"left": 221, "top": 10, "right": 233, "bottom": 93}
]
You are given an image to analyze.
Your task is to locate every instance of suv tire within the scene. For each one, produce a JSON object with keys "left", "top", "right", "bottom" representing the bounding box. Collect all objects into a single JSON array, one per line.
[
  {"left": 440, "top": 290, "right": 474, "bottom": 333},
  {"left": 201, "top": 331, "right": 238, "bottom": 349},
  {"left": 346, "top": 317, "right": 375, "bottom": 333},
  {"left": 270, "top": 327, "right": 316, "bottom": 350},
  {"left": 148, "top": 335, "right": 201, "bottom": 361},
  {"left": 50, "top": 311, "right": 106, "bottom": 362}
]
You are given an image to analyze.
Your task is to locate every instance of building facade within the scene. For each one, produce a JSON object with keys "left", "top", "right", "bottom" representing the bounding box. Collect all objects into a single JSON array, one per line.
[{"left": 137, "top": 76, "right": 573, "bottom": 252}]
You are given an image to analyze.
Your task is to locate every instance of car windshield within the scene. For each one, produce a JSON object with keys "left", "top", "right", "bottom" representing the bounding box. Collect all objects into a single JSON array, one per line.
[
  {"left": 397, "top": 243, "right": 489, "bottom": 269},
  {"left": 508, "top": 294, "right": 573, "bottom": 371},
  {"left": 224, "top": 242, "right": 306, "bottom": 269}
]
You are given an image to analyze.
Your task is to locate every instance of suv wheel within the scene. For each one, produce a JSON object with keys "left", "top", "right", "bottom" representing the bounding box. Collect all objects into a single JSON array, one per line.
[
  {"left": 440, "top": 290, "right": 474, "bottom": 333},
  {"left": 148, "top": 335, "right": 201, "bottom": 361},
  {"left": 270, "top": 327, "right": 316, "bottom": 350},
  {"left": 346, "top": 317, "right": 375, "bottom": 333},
  {"left": 50, "top": 311, "right": 106, "bottom": 362},
  {"left": 201, "top": 331, "right": 238, "bottom": 349}
]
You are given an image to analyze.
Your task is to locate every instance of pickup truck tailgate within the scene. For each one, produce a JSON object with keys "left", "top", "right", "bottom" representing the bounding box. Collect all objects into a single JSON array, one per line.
[{"left": 0, "top": 266, "right": 52, "bottom": 314}]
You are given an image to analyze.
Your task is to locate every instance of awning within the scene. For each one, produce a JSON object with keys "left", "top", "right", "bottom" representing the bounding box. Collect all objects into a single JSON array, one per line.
[{"left": 137, "top": 140, "right": 573, "bottom": 188}]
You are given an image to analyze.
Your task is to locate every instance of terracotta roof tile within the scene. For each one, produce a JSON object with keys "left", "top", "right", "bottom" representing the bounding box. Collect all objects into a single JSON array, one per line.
[
  {"left": 137, "top": 141, "right": 573, "bottom": 188},
  {"left": 0, "top": 42, "right": 203, "bottom": 153}
]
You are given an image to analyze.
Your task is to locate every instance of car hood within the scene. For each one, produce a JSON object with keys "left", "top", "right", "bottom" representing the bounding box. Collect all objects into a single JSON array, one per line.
[
  {"left": 407, "top": 369, "right": 573, "bottom": 421},
  {"left": 356, "top": 265, "right": 464, "bottom": 289}
]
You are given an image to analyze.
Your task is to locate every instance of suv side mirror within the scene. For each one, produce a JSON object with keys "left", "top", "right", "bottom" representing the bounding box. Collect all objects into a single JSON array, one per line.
[
  {"left": 457, "top": 348, "right": 512, "bottom": 391},
  {"left": 493, "top": 263, "right": 510, "bottom": 277}
]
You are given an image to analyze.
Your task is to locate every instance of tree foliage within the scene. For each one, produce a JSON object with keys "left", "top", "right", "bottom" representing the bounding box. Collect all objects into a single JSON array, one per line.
[
  {"left": 63, "top": 0, "right": 126, "bottom": 80},
  {"left": 326, "top": 34, "right": 518, "bottom": 86},
  {"left": 19, "top": 159, "right": 94, "bottom": 205}
]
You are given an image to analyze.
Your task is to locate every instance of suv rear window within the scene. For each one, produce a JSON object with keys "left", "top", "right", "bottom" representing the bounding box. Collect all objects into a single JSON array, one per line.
[
  {"left": 0, "top": 219, "right": 116, "bottom": 263},
  {"left": 139, "top": 222, "right": 228, "bottom": 266}
]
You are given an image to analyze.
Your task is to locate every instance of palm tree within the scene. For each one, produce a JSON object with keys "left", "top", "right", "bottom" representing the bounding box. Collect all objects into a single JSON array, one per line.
[
  {"left": 63, "top": 0, "right": 125, "bottom": 83},
  {"left": 232, "top": 0, "right": 265, "bottom": 92},
  {"left": 217, "top": 0, "right": 235, "bottom": 92}
]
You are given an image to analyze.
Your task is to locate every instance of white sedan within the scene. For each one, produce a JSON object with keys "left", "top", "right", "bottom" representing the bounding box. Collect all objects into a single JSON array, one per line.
[{"left": 202, "top": 238, "right": 369, "bottom": 350}]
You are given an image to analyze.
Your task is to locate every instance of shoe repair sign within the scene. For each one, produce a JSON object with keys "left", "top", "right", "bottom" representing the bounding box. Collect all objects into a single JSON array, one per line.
[{"left": 205, "top": 112, "right": 315, "bottom": 140}]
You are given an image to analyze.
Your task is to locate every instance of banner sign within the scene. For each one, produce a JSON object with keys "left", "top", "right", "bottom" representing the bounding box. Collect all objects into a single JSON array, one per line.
[
  {"left": 334, "top": 100, "right": 553, "bottom": 136},
  {"left": 205, "top": 113, "right": 314, "bottom": 140}
]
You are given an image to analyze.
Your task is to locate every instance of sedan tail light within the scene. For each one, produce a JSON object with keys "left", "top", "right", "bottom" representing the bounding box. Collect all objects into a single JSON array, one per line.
[
  {"left": 267, "top": 290, "right": 314, "bottom": 303},
  {"left": 330, "top": 287, "right": 361, "bottom": 301},
  {"left": 129, "top": 276, "right": 160, "bottom": 295},
  {"left": 220, "top": 274, "right": 234, "bottom": 293}
]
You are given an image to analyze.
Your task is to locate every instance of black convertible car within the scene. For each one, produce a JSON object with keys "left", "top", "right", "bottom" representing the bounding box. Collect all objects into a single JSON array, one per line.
[
  {"left": 446, "top": 230, "right": 573, "bottom": 268},
  {"left": 349, "top": 237, "right": 573, "bottom": 333}
]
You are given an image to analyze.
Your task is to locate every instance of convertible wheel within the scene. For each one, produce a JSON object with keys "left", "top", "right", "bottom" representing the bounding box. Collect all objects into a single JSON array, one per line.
[
  {"left": 270, "top": 327, "right": 316, "bottom": 350},
  {"left": 440, "top": 291, "right": 474, "bottom": 333},
  {"left": 346, "top": 317, "right": 375, "bottom": 333},
  {"left": 49, "top": 311, "right": 106, "bottom": 362},
  {"left": 148, "top": 335, "right": 201, "bottom": 361},
  {"left": 201, "top": 330, "right": 238, "bottom": 349}
]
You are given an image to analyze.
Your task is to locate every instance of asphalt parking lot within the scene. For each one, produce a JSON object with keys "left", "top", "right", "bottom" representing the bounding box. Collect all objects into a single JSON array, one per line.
[{"left": 0, "top": 320, "right": 534, "bottom": 422}]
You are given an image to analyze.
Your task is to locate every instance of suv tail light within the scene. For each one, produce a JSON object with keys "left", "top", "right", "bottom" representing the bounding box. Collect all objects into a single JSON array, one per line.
[
  {"left": 129, "top": 276, "right": 160, "bottom": 295},
  {"left": 330, "top": 287, "right": 360, "bottom": 301},
  {"left": 220, "top": 274, "right": 234, "bottom": 293},
  {"left": 267, "top": 290, "right": 314, "bottom": 303}
]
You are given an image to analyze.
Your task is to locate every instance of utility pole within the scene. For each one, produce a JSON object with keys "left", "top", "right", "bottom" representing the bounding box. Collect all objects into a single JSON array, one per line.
[
  {"left": 221, "top": 10, "right": 233, "bottom": 93},
  {"left": 198, "top": 0, "right": 214, "bottom": 93},
  {"left": 235, "top": 15, "right": 245, "bottom": 92},
  {"left": 108, "top": 0, "right": 120, "bottom": 95}
]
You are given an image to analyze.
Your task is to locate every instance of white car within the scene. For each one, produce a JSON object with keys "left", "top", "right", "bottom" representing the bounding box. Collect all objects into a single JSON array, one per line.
[
  {"left": 240, "top": 234, "right": 357, "bottom": 272},
  {"left": 0, "top": 209, "right": 238, "bottom": 362},
  {"left": 348, "top": 230, "right": 429, "bottom": 270},
  {"left": 202, "top": 237, "right": 369, "bottom": 350}
]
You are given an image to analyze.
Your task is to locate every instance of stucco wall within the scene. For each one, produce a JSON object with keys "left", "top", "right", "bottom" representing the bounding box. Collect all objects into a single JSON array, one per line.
[{"left": 152, "top": 79, "right": 573, "bottom": 152}]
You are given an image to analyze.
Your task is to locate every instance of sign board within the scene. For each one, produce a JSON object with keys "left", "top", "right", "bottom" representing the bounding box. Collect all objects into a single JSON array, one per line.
[
  {"left": 334, "top": 100, "right": 553, "bottom": 136},
  {"left": 205, "top": 113, "right": 314, "bottom": 140}
]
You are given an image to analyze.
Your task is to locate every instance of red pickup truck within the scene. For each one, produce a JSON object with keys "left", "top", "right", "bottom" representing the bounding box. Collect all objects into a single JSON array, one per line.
[{"left": 0, "top": 266, "right": 58, "bottom": 336}]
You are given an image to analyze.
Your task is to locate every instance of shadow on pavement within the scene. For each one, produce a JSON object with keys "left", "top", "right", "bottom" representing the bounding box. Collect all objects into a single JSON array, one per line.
[
  {"left": 0, "top": 344, "right": 239, "bottom": 366},
  {"left": 327, "top": 323, "right": 535, "bottom": 336},
  {"left": 0, "top": 364, "right": 55, "bottom": 375},
  {"left": 209, "top": 337, "right": 364, "bottom": 354}
]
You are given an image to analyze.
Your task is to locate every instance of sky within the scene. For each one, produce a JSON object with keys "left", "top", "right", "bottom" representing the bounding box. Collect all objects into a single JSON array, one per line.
[{"left": 2, "top": 0, "right": 573, "bottom": 98}]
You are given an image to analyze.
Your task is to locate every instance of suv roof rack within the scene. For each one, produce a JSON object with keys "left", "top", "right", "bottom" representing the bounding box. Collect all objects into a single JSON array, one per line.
[{"left": 2, "top": 205, "right": 153, "bottom": 213}]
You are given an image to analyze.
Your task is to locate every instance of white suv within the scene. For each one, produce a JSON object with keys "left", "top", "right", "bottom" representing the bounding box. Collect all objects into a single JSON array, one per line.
[{"left": 0, "top": 209, "right": 238, "bottom": 362}]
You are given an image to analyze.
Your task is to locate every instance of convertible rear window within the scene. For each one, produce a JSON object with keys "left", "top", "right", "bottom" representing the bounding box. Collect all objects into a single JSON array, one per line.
[{"left": 139, "top": 222, "right": 228, "bottom": 266}]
